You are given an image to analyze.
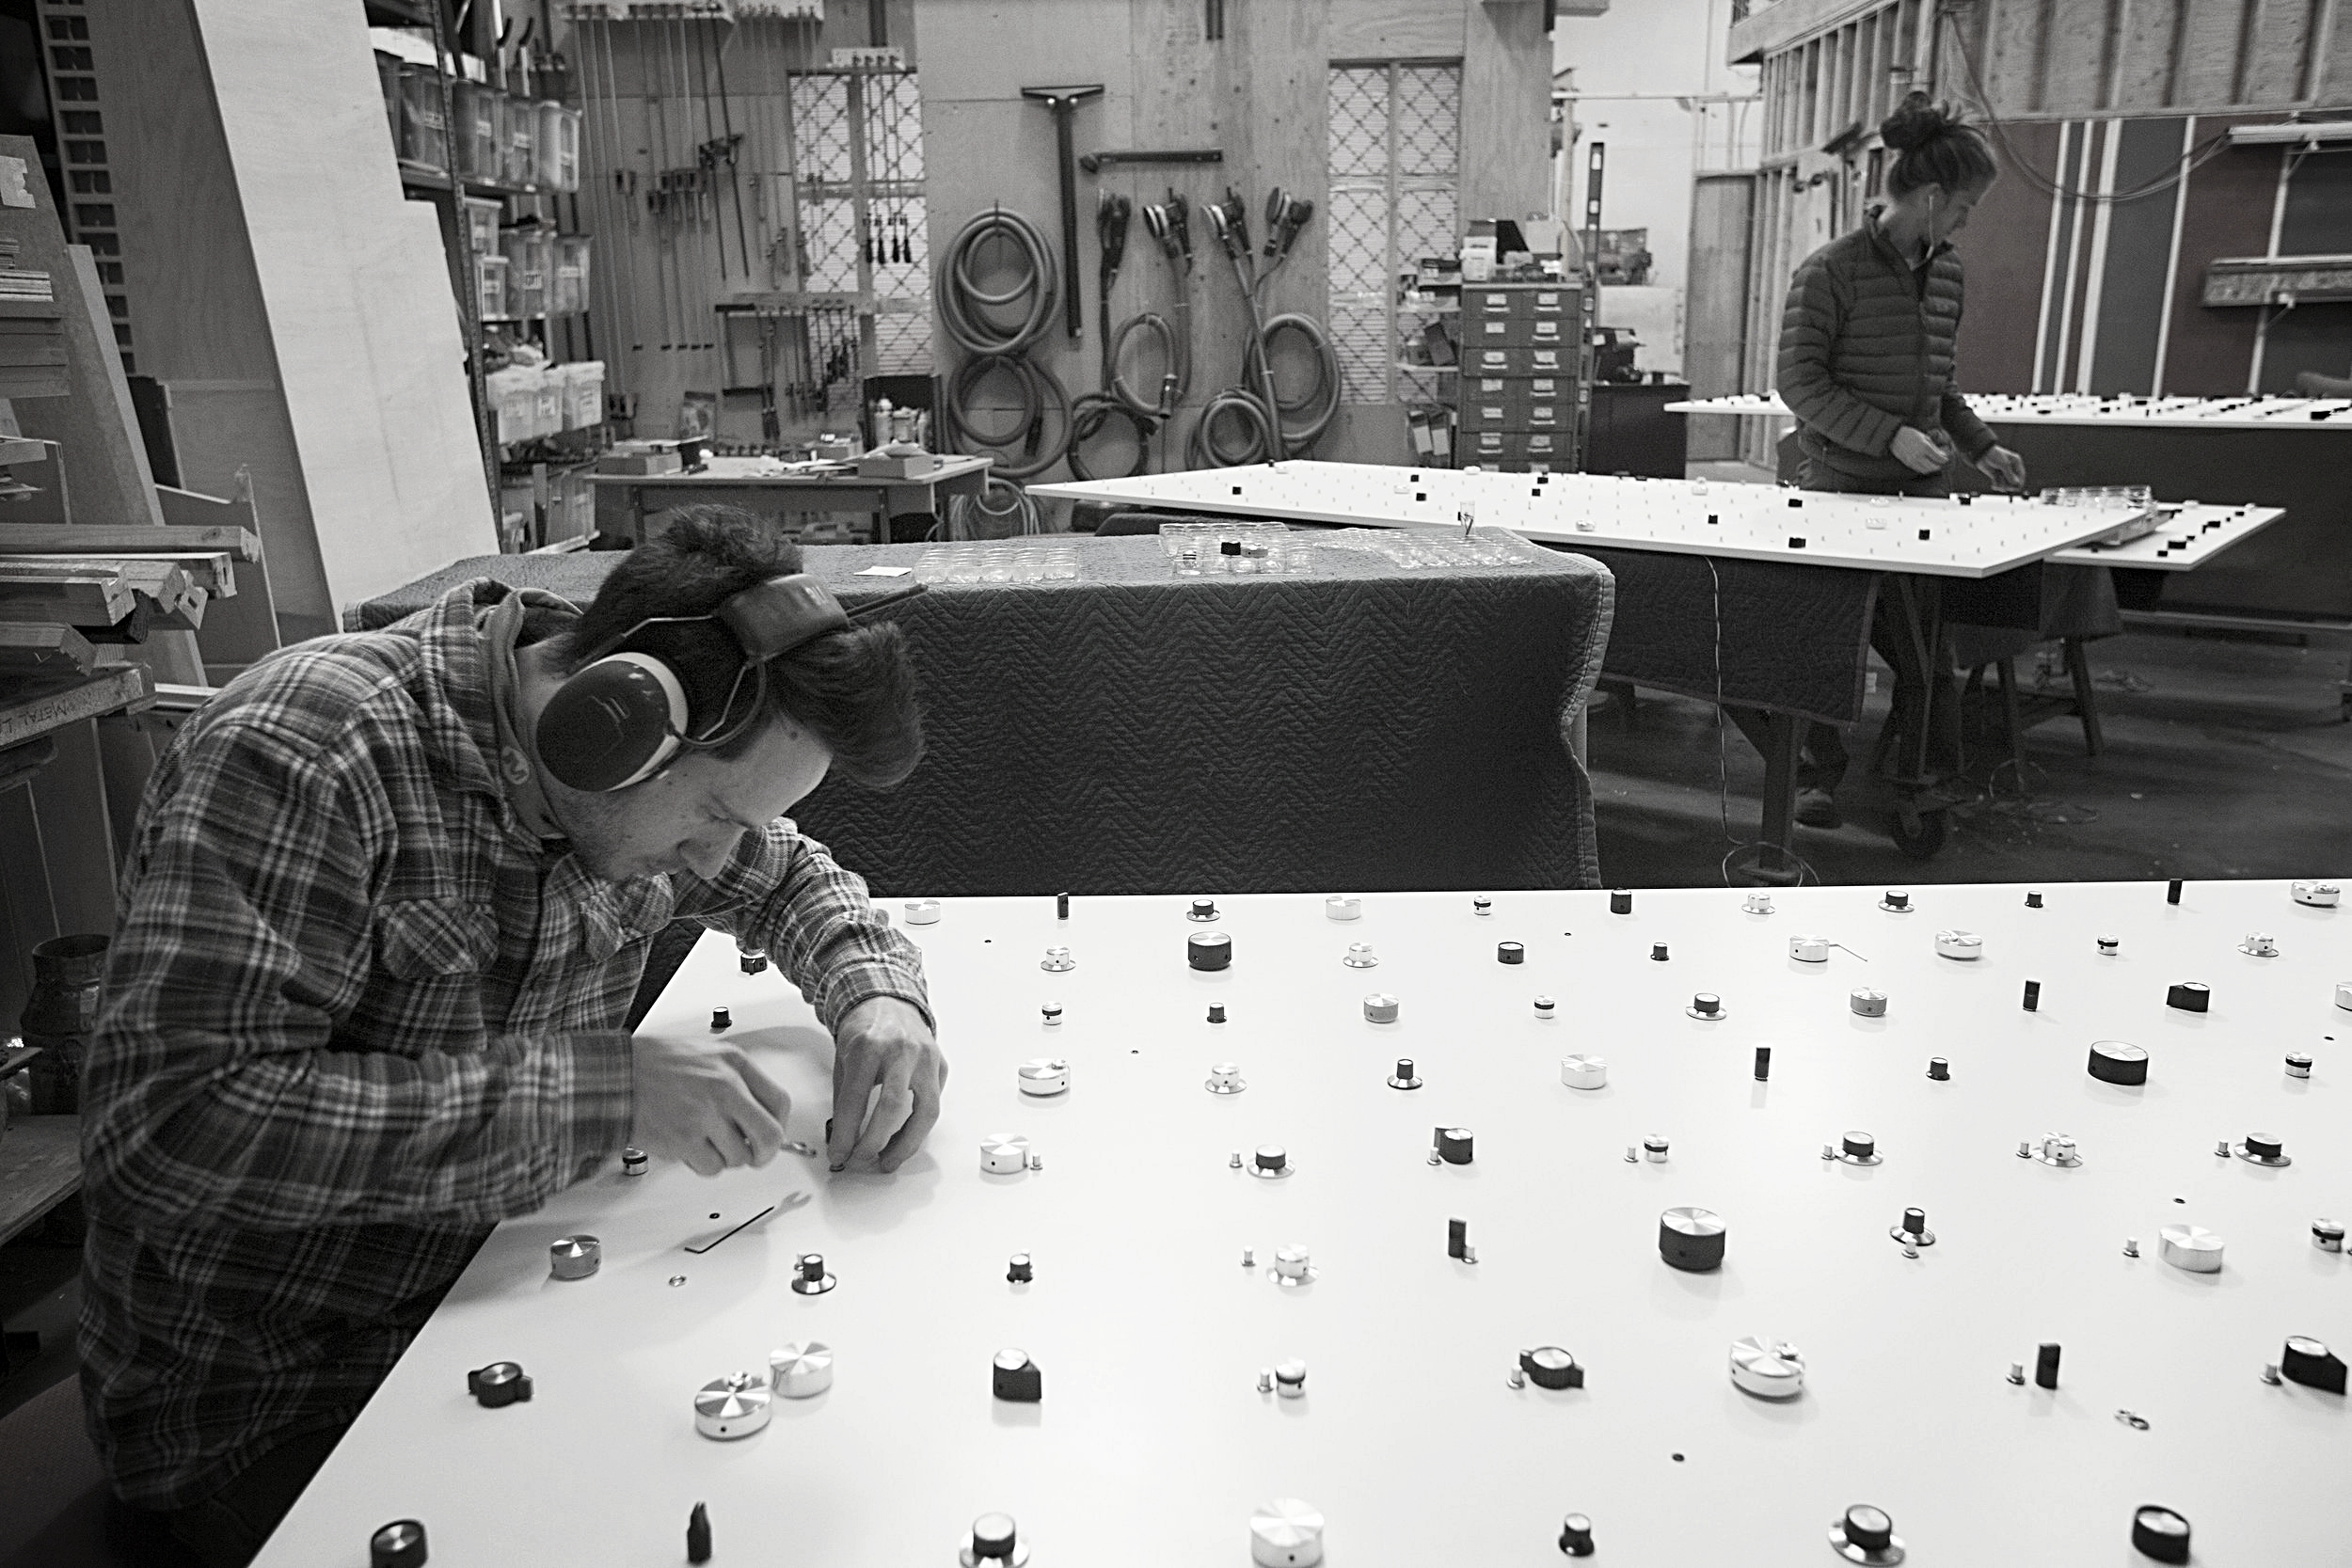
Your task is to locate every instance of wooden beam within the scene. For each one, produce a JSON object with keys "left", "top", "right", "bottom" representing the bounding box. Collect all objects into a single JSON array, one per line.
[
  {"left": 0, "top": 570, "right": 137, "bottom": 627},
  {"left": 0, "top": 663, "right": 154, "bottom": 751},
  {"left": 0, "top": 623, "right": 97, "bottom": 673},
  {"left": 0, "top": 551, "right": 233, "bottom": 596},
  {"left": 0, "top": 522, "right": 262, "bottom": 562}
]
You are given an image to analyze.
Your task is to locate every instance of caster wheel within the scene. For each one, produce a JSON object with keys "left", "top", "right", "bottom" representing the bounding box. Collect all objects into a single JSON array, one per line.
[{"left": 1889, "top": 807, "right": 1947, "bottom": 861}]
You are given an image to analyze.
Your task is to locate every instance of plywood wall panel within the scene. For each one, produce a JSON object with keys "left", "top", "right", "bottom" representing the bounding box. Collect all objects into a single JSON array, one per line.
[
  {"left": 2117, "top": 0, "right": 2190, "bottom": 105},
  {"left": 1327, "top": 0, "right": 1466, "bottom": 62},
  {"left": 2244, "top": 0, "right": 2321, "bottom": 101},
  {"left": 1461, "top": 0, "right": 1549, "bottom": 227},
  {"left": 2176, "top": 0, "right": 2255, "bottom": 105}
]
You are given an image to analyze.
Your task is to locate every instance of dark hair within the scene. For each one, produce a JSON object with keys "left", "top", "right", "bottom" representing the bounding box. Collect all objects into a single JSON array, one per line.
[
  {"left": 1881, "top": 92, "right": 1995, "bottom": 198},
  {"left": 555, "top": 505, "right": 924, "bottom": 788}
]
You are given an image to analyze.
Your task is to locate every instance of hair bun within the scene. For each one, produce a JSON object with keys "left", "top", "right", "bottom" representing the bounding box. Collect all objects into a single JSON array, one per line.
[{"left": 1880, "top": 91, "right": 1948, "bottom": 152}]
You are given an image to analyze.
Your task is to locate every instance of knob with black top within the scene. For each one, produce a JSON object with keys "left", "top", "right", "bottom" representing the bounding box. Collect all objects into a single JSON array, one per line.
[
  {"left": 467, "top": 1362, "right": 532, "bottom": 1409},
  {"left": 2280, "top": 1336, "right": 2346, "bottom": 1394},
  {"left": 1436, "top": 1127, "right": 1473, "bottom": 1164},
  {"left": 992, "top": 1349, "right": 1042, "bottom": 1402},
  {"left": 1519, "top": 1346, "right": 1583, "bottom": 1389},
  {"left": 370, "top": 1520, "right": 428, "bottom": 1568},
  {"left": 1188, "top": 930, "right": 1232, "bottom": 971},
  {"left": 1660, "top": 1206, "right": 1725, "bottom": 1272},
  {"left": 1558, "top": 1513, "right": 1596, "bottom": 1557}
]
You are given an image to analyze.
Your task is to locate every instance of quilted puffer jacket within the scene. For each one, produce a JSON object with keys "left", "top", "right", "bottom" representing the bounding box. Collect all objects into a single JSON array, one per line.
[{"left": 1776, "top": 212, "right": 1995, "bottom": 487}]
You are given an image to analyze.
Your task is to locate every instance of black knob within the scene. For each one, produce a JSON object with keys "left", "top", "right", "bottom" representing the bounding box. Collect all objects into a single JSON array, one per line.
[
  {"left": 2130, "top": 1504, "right": 2190, "bottom": 1563},
  {"left": 686, "top": 1502, "right": 712, "bottom": 1565},
  {"left": 991, "top": 1349, "right": 1041, "bottom": 1402},
  {"left": 1558, "top": 1513, "right": 1596, "bottom": 1556},
  {"left": 1927, "top": 1057, "right": 1950, "bottom": 1081},
  {"left": 1659, "top": 1207, "right": 1725, "bottom": 1272},
  {"left": 370, "top": 1519, "right": 428, "bottom": 1568},
  {"left": 2245, "top": 1132, "right": 2284, "bottom": 1161},
  {"left": 1901, "top": 1207, "right": 1927, "bottom": 1238},
  {"left": 709, "top": 1006, "right": 731, "bottom": 1031},
  {"left": 2280, "top": 1336, "right": 2346, "bottom": 1394},
  {"left": 1841, "top": 1505, "right": 1894, "bottom": 1552},
  {"left": 1754, "top": 1046, "right": 1772, "bottom": 1081},
  {"left": 1437, "top": 1127, "right": 1474, "bottom": 1165},
  {"left": 1609, "top": 890, "right": 1632, "bottom": 914},
  {"left": 1007, "top": 1253, "right": 1033, "bottom": 1284},
  {"left": 2035, "top": 1342, "right": 2061, "bottom": 1389},
  {"left": 1207, "top": 1004, "right": 1227, "bottom": 1023},
  {"left": 2025, "top": 891, "right": 2042, "bottom": 908},
  {"left": 1499, "top": 941, "right": 1525, "bottom": 964},
  {"left": 1254, "top": 1145, "right": 1288, "bottom": 1174},
  {"left": 1187, "top": 930, "right": 1232, "bottom": 971},
  {"left": 1190, "top": 898, "right": 1218, "bottom": 920},
  {"left": 1520, "top": 1346, "right": 1583, "bottom": 1390},
  {"left": 2166, "top": 981, "right": 2209, "bottom": 1013},
  {"left": 971, "top": 1513, "right": 1020, "bottom": 1560},
  {"left": 1882, "top": 890, "right": 1909, "bottom": 911},
  {"left": 466, "top": 1362, "right": 531, "bottom": 1409},
  {"left": 738, "top": 951, "right": 768, "bottom": 974},
  {"left": 1842, "top": 1131, "right": 1876, "bottom": 1160},
  {"left": 2089, "top": 1040, "right": 2149, "bottom": 1085}
]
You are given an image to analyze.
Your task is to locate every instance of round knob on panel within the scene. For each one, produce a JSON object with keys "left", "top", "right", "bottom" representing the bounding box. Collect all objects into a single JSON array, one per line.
[
  {"left": 2240, "top": 931, "right": 2279, "bottom": 957},
  {"left": 1609, "top": 890, "right": 1632, "bottom": 914},
  {"left": 1728, "top": 1335, "right": 1804, "bottom": 1399},
  {"left": 370, "top": 1520, "right": 428, "bottom": 1568},
  {"left": 961, "top": 1511, "right": 1031, "bottom": 1567},
  {"left": 1041, "top": 1002, "right": 1063, "bottom": 1026},
  {"left": 1933, "top": 928, "right": 1982, "bottom": 960},
  {"left": 620, "top": 1147, "right": 648, "bottom": 1177},
  {"left": 2158, "top": 1223, "right": 2224, "bottom": 1273},
  {"left": 2166, "top": 980, "right": 2210, "bottom": 1012},
  {"left": 2314, "top": 1217, "right": 2346, "bottom": 1252},
  {"left": 1472, "top": 895, "right": 1493, "bottom": 916},
  {"left": 1648, "top": 942, "right": 1669, "bottom": 962},
  {"left": 1206, "top": 1062, "right": 1248, "bottom": 1094},
  {"left": 1519, "top": 1345, "right": 1582, "bottom": 1389},
  {"left": 980, "top": 1133, "right": 1030, "bottom": 1175},
  {"left": 549, "top": 1235, "right": 600, "bottom": 1280},
  {"left": 1534, "top": 994, "right": 1557, "bottom": 1020},
  {"left": 1837, "top": 1505, "right": 1897, "bottom": 1554},
  {"left": 1343, "top": 942, "right": 1378, "bottom": 968},
  {"left": 1789, "top": 934, "right": 1829, "bottom": 962},
  {"left": 1272, "top": 1358, "right": 1307, "bottom": 1398},
  {"left": 1660, "top": 1206, "right": 1725, "bottom": 1272},
  {"left": 1387, "top": 1058, "right": 1422, "bottom": 1090},
  {"left": 1189, "top": 898, "right": 1220, "bottom": 922},
  {"left": 1560, "top": 1054, "right": 1608, "bottom": 1090},
  {"left": 2291, "top": 879, "right": 2339, "bottom": 907},
  {"left": 1248, "top": 1497, "right": 1326, "bottom": 1568},
  {"left": 1436, "top": 1127, "right": 1473, "bottom": 1165},
  {"left": 1016, "top": 1057, "right": 1070, "bottom": 1097},
  {"left": 904, "top": 898, "right": 942, "bottom": 925},
  {"left": 2130, "top": 1505, "right": 2191, "bottom": 1565},
  {"left": 1362, "top": 992, "right": 1399, "bottom": 1024},
  {"left": 1880, "top": 890, "right": 1911, "bottom": 912},
  {"left": 694, "top": 1371, "right": 772, "bottom": 1439},
  {"left": 1188, "top": 931, "right": 1233, "bottom": 971},
  {"left": 1040, "top": 946, "right": 1075, "bottom": 973},
  {"left": 709, "top": 1006, "right": 731, "bottom": 1031},
  {"left": 1271, "top": 1244, "right": 1315, "bottom": 1284},
  {"left": 2088, "top": 1040, "right": 2149, "bottom": 1085},
  {"left": 2338, "top": 980, "right": 2352, "bottom": 1012},
  {"left": 1499, "top": 941, "right": 1526, "bottom": 964},
  {"left": 769, "top": 1340, "right": 834, "bottom": 1398},
  {"left": 467, "top": 1361, "right": 532, "bottom": 1408},
  {"left": 1841, "top": 1130, "right": 1878, "bottom": 1162},
  {"left": 2025, "top": 890, "right": 2043, "bottom": 908},
  {"left": 1325, "top": 895, "right": 1361, "bottom": 921},
  {"left": 1253, "top": 1144, "right": 1291, "bottom": 1176},
  {"left": 2242, "top": 1131, "right": 2286, "bottom": 1161},
  {"left": 2285, "top": 1053, "right": 2312, "bottom": 1078},
  {"left": 990, "top": 1348, "right": 1042, "bottom": 1402},
  {"left": 1926, "top": 1057, "right": 1949, "bottom": 1080},
  {"left": 1850, "top": 987, "right": 1887, "bottom": 1017},
  {"left": 1742, "top": 893, "right": 1774, "bottom": 914},
  {"left": 1687, "top": 992, "right": 1725, "bottom": 1020},
  {"left": 2098, "top": 935, "right": 2121, "bottom": 956},
  {"left": 2280, "top": 1335, "right": 2348, "bottom": 1393},
  {"left": 1642, "top": 1134, "right": 1669, "bottom": 1163}
]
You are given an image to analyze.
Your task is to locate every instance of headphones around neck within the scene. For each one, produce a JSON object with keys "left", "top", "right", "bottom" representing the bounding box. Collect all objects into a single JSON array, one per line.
[{"left": 535, "top": 574, "right": 925, "bottom": 793}]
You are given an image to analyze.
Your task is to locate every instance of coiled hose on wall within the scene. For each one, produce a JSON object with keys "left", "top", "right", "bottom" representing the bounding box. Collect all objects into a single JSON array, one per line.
[
  {"left": 938, "top": 206, "right": 1072, "bottom": 479},
  {"left": 1188, "top": 190, "right": 1341, "bottom": 467}
]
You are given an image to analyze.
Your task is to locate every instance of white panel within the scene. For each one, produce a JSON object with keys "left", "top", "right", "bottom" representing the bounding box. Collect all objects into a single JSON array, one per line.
[{"left": 252, "top": 881, "right": 2351, "bottom": 1568}]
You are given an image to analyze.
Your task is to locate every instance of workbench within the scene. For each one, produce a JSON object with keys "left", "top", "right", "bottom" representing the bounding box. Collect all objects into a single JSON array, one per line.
[
  {"left": 589, "top": 454, "right": 994, "bottom": 546},
  {"left": 250, "top": 878, "right": 2348, "bottom": 1568}
]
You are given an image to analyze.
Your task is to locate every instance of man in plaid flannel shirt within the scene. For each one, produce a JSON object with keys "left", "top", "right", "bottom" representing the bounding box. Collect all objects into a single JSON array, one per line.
[{"left": 80, "top": 509, "right": 946, "bottom": 1567}]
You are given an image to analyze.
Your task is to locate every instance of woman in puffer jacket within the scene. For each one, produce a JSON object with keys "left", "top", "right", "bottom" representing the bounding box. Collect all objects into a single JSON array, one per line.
[{"left": 1757, "top": 92, "right": 2034, "bottom": 830}]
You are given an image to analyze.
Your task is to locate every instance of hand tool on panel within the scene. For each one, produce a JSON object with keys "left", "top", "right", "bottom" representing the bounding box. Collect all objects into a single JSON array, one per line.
[
  {"left": 1078, "top": 148, "right": 1225, "bottom": 173},
  {"left": 1019, "top": 84, "right": 1105, "bottom": 340}
]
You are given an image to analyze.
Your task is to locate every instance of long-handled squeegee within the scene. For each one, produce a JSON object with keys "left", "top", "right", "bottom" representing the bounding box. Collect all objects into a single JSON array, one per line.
[{"left": 1021, "top": 83, "right": 1105, "bottom": 341}]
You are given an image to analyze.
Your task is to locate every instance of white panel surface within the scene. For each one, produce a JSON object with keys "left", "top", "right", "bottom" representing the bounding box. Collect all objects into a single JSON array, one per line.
[
  {"left": 252, "top": 881, "right": 2349, "bottom": 1568},
  {"left": 2049, "top": 504, "right": 2286, "bottom": 571},
  {"left": 1666, "top": 392, "right": 2352, "bottom": 431},
  {"left": 1031, "top": 463, "right": 2140, "bottom": 577}
]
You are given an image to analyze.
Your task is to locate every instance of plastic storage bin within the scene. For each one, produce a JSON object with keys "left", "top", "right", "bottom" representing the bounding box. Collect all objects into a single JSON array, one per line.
[
  {"left": 564, "top": 360, "right": 606, "bottom": 429},
  {"left": 534, "top": 102, "right": 580, "bottom": 193},
  {"left": 532, "top": 372, "right": 565, "bottom": 437},
  {"left": 397, "top": 65, "right": 447, "bottom": 171},
  {"left": 474, "top": 254, "right": 510, "bottom": 320},
  {"left": 486, "top": 366, "right": 539, "bottom": 445},
  {"left": 500, "top": 93, "right": 537, "bottom": 188},
  {"left": 501, "top": 230, "right": 550, "bottom": 319},
  {"left": 552, "top": 235, "right": 591, "bottom": 315},
  {"left": 452, "top": 81, "right": 501, "bottom": 182},
  {"left": 460, "top": 197, "right": 501, "bottom": 263}
]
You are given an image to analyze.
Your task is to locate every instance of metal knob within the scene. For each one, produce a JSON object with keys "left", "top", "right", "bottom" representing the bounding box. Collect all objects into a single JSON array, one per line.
[
  {"left": 2240, "top": 931, "right": 2279, "bottom": 957},
  {"left": 1559, "top": 1513, "right": 1596, "bottom": 1556},
  {"left": 1609, "top": 889, "right": 1632, "bottom": 913},
  {"left": 769, "top": 1341, "right": 834, "bottom": 1398},
  {"left": 467, "top": 1361, "right": 532, "bottom": 1408},
  {"left": 1040, "top": 945, "right": 1074, "bottom": 973},
  {"left": 1188, "top": 930, "right": 1232, "bottom": 971},
  {"left": 2088, "top": 1040, "right": 2149, "bottom": 1085},
  {"left": 1742, "top": 892, "right": 1774, "bottom": 914},
  {"left": 2286, "top": 1053, "right": 2313, "bottom": 1078},
  {"left": 904, "top": 898, "right": 942, "bottom": 924},
  {"left": 2158, "top": 1223, "right": 2224, "bottom": 1273},
  {"left": 961, "top": 1512, "right": 1031, "bottom": 1567},
  {"left": 1789, "top": 934, "right": 1829, "bottom": 962},
  {"left": 1271, "top": 1243, "right": 1316, "bottom": 1285},
  {"left": 1324, "top": 895, "right": 1360, "bottom": 921},
  {"left": 1560, "top": 1053, "right": 1608, "bottom": 1089},
  {"left": 1660, "top": 1206, "right": 1724, "bottom": 1272},
  {"left": 2290, "top": 879, "right": 2338, "bottom": 907},
  {"left": 1830, "top": 1504, "right": 1902, "bottom": 1564},
  {"left": 1362, "top": 992, "right": 1399, "bottom": 1023},
  {"left": 1838, "top": 1130, "right": 1880, "bottom": 1164},
  {"left": 2166, "top": 980, "right": 2210, "bottom": 1012},
  {"left": 1933, "top": 928, "right": 1982, "bottom": 959},
  {"left": 790, "top": 1252, "right": 836, "bottom": 1295},
  {"left": 1518, "top": 1345, "right": 1583, "bottom": 1390},
  {"left": 1534, "top": 994, "right": 1557, "bottom": 1019},
  {"left": 620, "top": 1147, "right": 648, "bottom": 1177},
  {"left": 1342, "top": 942, "right": 1378, "bottom": 968},
  {"left": 1728, "top": 1335, "right": 1804, "bottom": 1399},
  {"left": 369, "top": 1520, "right": 428, "bottom": 1568},
  {"left": 1251, "top": 1144, "right": 1295, "bottom": 1179},
  {"left": 1016, "top": 1057, "right": 1070, "bottom": 1097},
  {"left": 1850, "top": 987, "right": 1887, "bottom": 1017},
  {"left": 1499, "top": 941, "right": 1526, "bottom": 964},
  {"left": 1272, "top": 1358, "right": 1307, "bottom": 1398},
  {"left": 1879, "top": 890, "right": 1912, "bottom": 912},
  {"left": 1435, "top": 1127, "right": 1473, "bottom": 1165},
  {"left": 1387, "top": 1058, "right": 1422, "bottom": 1090},
  {"left": 1206, "top": 1062, "right": 1248, "bottom": 1094},
  {"left": 2314, "top": 1217, "right": 2346, "bottom": 1252},
  {"left": 2130, "top": 1506, "right": 2190, "bottom": 1565},
  {"left": 1248, "top": 1497, "right": 1326, "bottom": 1567},
  {"left": 694, "top": 1371, "right": 771, "bottom": 1439},
  {"left": 2235, "top": 1131, "right": 2291, "bottom": 1166},
  {"left": 980, "top": 1133, "right": 1030, "bottom": 1175},
  {"left": 549, "top": 1235, "right": 600, "bottom": 1280},
  {"left": 1188, "top": 897, "right": 1220, "bottom": 922},
  {"left": 991, "top": 1348, "right": 1041, "bottom": 1402},
  {"left": 2280, "top": 1335, "right": 2346, "bottom": 1393},
  {"left": 1686, "top": 991, "right": 1725, "bottom": 1020}
]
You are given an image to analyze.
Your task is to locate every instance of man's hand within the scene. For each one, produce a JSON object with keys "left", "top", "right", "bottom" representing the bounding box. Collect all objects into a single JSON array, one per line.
[
  {"left": 826, "top": 996, "right": 946, "bottom": 1174},
  {"left": 1890, "top": 425, "right": 1953, "bottom": 476},
  {"left": 628, "top": 1035, "right": 792, "bottom": 1178},
  {"left": 1975, "top": 444, "right": 2028, "bottom": 491}
]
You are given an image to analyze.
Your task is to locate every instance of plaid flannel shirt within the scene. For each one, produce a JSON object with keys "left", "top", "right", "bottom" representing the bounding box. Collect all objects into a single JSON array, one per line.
[{"left": 78, "top": 580, "right": 930, "bottom": 1509}]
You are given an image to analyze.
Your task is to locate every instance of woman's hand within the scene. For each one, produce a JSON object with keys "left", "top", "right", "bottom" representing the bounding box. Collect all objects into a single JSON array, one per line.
[
  {"left": 1975, "top": 445, "right": 2028, "bottom": 491},
  {"left": 1890, "top": 426, "right": 1954, "bottom": 476}
]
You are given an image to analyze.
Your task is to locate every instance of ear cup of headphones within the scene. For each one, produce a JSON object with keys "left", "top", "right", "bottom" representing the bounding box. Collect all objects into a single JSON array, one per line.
[{"left": 536, "top": 652, "right": 691, "bottom": 792}]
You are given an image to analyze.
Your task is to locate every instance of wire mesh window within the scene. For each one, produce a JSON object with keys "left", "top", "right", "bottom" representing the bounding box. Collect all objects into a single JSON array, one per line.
[
  {"left": 1327, "top": 62, "right": 1459, "bottom": 405},
  {"left": 788, "top": 69, "right": 932, "bottom": 377}
]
